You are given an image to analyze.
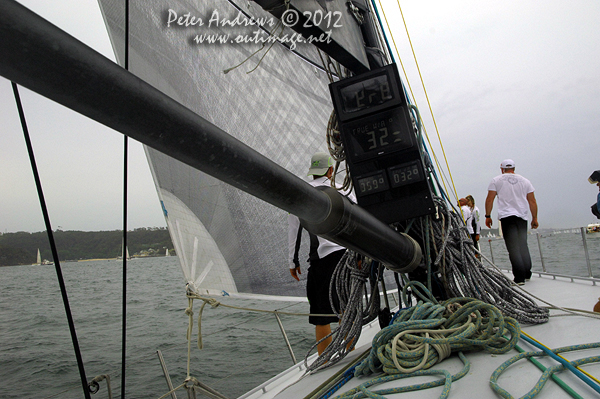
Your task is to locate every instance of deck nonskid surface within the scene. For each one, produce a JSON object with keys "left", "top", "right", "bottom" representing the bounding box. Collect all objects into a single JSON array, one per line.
[{"left": 255, "top": 273, "right": 600, "bottom": 399}]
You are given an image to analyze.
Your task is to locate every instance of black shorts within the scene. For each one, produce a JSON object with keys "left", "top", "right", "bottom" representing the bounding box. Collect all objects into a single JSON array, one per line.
[{"left": 306, "top": 249, "right": 345, "bottom": 325}]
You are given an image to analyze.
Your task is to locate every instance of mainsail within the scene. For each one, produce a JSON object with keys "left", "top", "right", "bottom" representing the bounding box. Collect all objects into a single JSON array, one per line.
[{"left": 97, "top": 0, "right": 364, "bottom": 296}]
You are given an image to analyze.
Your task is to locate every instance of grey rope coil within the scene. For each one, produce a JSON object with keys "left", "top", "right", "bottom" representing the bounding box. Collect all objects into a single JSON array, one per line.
[
  {"left": 331, "top": 252, "right": 381, "bottom": 326},
  {"left": 406, "top": 197, "right": 549, "bottom": 325},
  {"left": 326, "top": 110, "right": 353, "bottom": 193},
  {"left": 306, "top": 251, "right": 380, "bottom": 373}
]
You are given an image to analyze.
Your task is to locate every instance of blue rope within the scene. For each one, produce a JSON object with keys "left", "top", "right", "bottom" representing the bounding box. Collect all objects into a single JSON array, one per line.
[
  {"left": 490, "top": 341, "right": 600, "bottom": 398},
  {"left": 319, "top": 367, "right": 358, "bottom": 399},
  {"left": 521, "top": 336, "right": 600, "bottom": 395}
]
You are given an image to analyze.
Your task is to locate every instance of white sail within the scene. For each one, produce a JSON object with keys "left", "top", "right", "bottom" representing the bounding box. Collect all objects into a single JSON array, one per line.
[{"left": 97, "top": 0, "right": 350, "bottom": 296}]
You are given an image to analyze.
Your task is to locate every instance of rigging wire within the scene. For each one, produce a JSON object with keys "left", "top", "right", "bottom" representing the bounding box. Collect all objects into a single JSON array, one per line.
[
  {"left": 369, "top": 0, "right": 396, "bottom": 64},
  {"left": 478, "top": 250, "right": 600, "bottom": 322},
  {"left": 11, "top": 82, "right": 92, "bottom": 399},
  {"left": 121, "top": 1, "right": 130, "bottom": 397},
  {"left": 224, "top": 0, "right": 339, "bottom": 77},
  {"left": 395, "top": 0, "right": 460, "bottom": 203},
  {"left": 375, "top": 0, "right": 458, "bottom": 204}
]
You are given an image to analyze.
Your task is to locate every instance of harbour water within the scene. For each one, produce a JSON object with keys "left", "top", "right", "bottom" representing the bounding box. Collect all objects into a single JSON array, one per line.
[
  {"left": 480, "top": 229, "right": 600, "bottom": 278},
  {"left": 0, "top": 256, "right": 314, "bottom": 399},
  {"left": 0, "top": 230, "right": 599, "bottom": 399}
]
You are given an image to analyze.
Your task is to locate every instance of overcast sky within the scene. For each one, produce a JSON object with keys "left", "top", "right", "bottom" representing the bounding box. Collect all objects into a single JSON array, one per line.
[
  {"left": 380, "top": 0, "right": 600, "bottom": 230},
  {"left": 1, "top": 0, "right": 599, "bottom": 233}
]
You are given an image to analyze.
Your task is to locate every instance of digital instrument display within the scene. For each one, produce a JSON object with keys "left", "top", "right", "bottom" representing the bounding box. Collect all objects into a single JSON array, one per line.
[
  {"left": 389, "top": 161, "right": 423, "bottom": 188},
  {"left": 343, "top": 108, "right": 414, "bottom": 161},
  {"left": 329, "top": 63, "right": 435, "bottom": 223},
  {"left": 330, "top": 64, "right": 405, "bottom": 123},
  {"left": 355, "top": 172, "right": 389, "bottom": 197},
  {"left": 339, "top": 75, "right": 394, "bottom": 114}
]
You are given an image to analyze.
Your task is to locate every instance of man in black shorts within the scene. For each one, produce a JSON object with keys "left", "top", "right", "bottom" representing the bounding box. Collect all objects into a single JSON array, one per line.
[{"left": 287, "top": 152, "right": 354, "bottom": 354}]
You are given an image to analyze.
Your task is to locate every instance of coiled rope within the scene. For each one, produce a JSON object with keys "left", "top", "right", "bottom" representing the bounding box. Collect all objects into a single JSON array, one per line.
[
  {"left": 356, "top": 283, "right": 520, "bottom": 376},
  {"left": 326, "top": 110, "right": 353, "bottom": 193},
  {"left": 490, "top": 341, "right": 600, "bottom": 398},
  {"left": 306, "top": 252, "right": 381, "bottom": 373},
  {"left": 403, "top": 197, "right": 549, "bottom": 325},
  {"left": 332, "top": 283, "right": 520, "bottom": 398}
]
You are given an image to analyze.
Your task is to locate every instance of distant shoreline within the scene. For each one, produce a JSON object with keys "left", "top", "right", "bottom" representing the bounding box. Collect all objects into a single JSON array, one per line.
[
  {"left": 0, "top": 255, "right": 174, "bottom": 267},
  {"left": 0, "top": 229, "right": 173, "bottom": 267}
]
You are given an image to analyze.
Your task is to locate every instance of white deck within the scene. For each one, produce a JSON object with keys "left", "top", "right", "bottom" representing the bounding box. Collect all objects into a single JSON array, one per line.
[{"left": 241, "top": 272, "right": 600, "bottom": 399}]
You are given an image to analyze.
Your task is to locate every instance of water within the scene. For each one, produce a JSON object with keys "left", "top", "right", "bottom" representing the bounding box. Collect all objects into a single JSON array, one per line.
[
  {"left": 1, "top": 232, "right": 599, "bottom": 399},
  {"left": 479, "top": 230, "right": 600, "bottom": 278},
  {"left": 0, "top": 257, "right": 314, "bottom": 399}
]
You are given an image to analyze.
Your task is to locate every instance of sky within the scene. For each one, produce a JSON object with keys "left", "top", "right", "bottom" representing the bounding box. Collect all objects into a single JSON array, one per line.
[
  {"left": 0, "top": 0, "right": 165, "bottom": 233},
  {"left": 379, "top": 0, "right": 600, "bottom": 230},
  {"left": 1, "top": 0, "right": 599, "bottom": 233}
]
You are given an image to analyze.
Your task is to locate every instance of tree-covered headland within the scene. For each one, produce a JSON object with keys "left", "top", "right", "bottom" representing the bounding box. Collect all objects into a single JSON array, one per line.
[{"left": 0, "top": 227, "right": 174, "bottom": 266}]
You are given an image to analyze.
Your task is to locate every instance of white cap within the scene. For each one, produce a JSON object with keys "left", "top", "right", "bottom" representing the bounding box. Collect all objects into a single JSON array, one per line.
[
  {"left": 500, "top": 159, "right": 515, "bottom": 169},
  {"left": 307, "top": 152, "right": 333, "bottom": 176}
]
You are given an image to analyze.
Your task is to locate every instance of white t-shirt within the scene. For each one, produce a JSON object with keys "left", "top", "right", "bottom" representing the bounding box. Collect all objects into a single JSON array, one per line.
[
  {"left": 460, "top": 205, "right": 472, "bottom": 228},
  {"left": 469, "top": 205, "right": 481, "bottom": 235},
  {"left": 487, "top": 173, "right": 534, "bottom": 220}
]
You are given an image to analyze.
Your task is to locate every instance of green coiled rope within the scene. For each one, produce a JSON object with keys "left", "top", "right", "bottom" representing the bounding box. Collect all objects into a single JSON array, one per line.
[
  {"left": 333, "top": 283, "right": 520, "bottom": 398},
  {"left": 334, "top": 352, "right": 470, "bottom": 399},
  {"left": 356, "top": 283, "right": 520, "bottom": 378}
]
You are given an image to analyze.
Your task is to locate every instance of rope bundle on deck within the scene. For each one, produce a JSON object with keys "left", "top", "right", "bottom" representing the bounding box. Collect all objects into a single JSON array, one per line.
[
  {"left": 355, "top": 284, "right": 520, "bottom": 378},
  {"left": 306, "top": 251, "right": 380, "bottom": 373},
  {"left": 326, "top": 284, "right": 521, "bottom": 399},
  {"left": 405, "top": 197, "right": 549, "bottom": 325}
]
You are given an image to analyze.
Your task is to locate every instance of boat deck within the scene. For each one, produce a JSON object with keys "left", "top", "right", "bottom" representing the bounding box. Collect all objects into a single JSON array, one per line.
[{"left": 241, "top": 271, "right": 600, "bottom": 399}]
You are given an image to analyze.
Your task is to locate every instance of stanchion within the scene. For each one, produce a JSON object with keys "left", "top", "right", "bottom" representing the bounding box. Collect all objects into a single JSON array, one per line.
[
  {"left": 536, "top": 233, "right": 547, "bottom": 273},
  {"left": 581, "top": 227, "right": 593, "bottom": 277}
]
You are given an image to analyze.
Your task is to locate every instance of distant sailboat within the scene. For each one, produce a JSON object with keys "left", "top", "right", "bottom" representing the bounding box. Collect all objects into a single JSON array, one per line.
[
  {"left": 118, "top": 245, "right": 132, "bottom": 260},
  {"left": 36, "top": 248, "right": 53, "bottom": 265}
]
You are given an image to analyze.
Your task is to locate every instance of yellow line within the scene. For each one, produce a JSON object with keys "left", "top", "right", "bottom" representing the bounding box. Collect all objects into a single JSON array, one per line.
[
  {"left": 521, "top": 331, "right": 600, "bottom": 384},
  {"left": 377, "top": 0, "right": 461, "bottom": 203},
  {"left": 376, "top": 0, "right": 449, "bottom": 198}
]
